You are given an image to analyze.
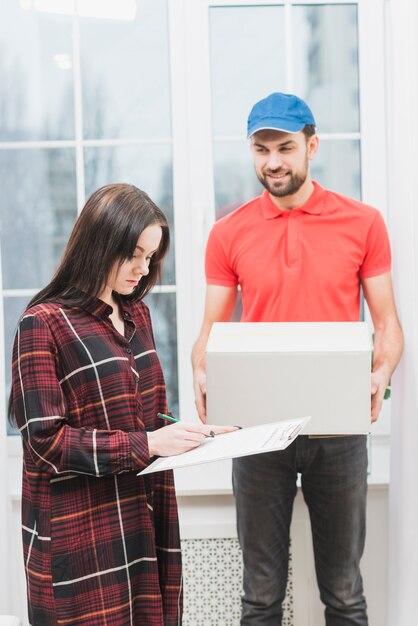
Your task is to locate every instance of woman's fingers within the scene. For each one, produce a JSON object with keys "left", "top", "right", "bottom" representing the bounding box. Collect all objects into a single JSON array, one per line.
[
  {"left": 207, "top": 424, "right": 240, "bottom": 435},
  {"left": 148, "top": 421, "right": 240, "bottom": 457},
  {"left": 179, "top": 423, "right": 238, "bottom": 438}
]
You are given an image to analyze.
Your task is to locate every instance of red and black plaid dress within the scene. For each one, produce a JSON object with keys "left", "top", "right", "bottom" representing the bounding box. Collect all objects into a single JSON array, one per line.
[{"left": 12, "top": 293, "right": 182, "bottom": 626}]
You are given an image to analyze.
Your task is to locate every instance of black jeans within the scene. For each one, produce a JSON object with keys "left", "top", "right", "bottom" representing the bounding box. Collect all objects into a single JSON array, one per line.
[{"left": 233, "top": 435, "right": 368, "bottom": 625}]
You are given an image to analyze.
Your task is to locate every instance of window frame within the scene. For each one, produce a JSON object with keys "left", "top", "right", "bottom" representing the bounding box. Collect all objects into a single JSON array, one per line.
[
  {"left": 2, "top": 1, "right": 178, "bottom": 478},
  {"left": 3, "top": 0, "right": 390, "bottom": 493},
  {"left": 170, "top": 0, "right": 391, "bottom": 493}
]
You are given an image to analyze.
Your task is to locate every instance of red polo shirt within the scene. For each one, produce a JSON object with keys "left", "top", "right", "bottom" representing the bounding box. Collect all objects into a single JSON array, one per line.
[{"left": 205, "top": 182, "right": 391, "bottom": 322}]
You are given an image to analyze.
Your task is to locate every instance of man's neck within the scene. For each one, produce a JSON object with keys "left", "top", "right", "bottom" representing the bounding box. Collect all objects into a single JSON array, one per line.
[{"left": 269, "top": 178, "right": 315, "bottom": 211}]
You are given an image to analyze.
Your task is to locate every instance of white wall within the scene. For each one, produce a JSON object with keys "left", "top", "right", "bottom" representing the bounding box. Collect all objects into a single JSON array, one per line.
[{"left": 386, "top": 1, "right": 418, "bottom": 624}]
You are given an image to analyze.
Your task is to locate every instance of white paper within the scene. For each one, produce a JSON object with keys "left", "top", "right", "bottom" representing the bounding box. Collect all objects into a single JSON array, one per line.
[{"left": 138, "top": 416, "right": 310, "bottom": 476}]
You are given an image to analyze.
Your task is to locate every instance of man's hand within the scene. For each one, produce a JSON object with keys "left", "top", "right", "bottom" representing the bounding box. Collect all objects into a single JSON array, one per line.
[
  {"left": 362, "top": 272, "right": 403, "bottom": 423},
  {"left": 193, "top": 368, "right": 207, "bottom": 423},
  {"left": 147, "top": 422, "right": 237, "bottom": 457},
  {"left": 191, "top": 285, "right": 238, "bottom": 424},
  {"left": 371, "top": 367, "right": 391, "bottom": 422}
]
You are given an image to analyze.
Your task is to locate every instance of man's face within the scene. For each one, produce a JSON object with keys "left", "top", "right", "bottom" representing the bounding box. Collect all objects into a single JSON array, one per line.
[{"left": 250, "top": 129, "right": 318, "bottom": 198}]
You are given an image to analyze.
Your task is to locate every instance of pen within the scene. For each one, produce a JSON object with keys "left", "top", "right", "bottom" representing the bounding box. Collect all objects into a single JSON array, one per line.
[
  {"left": 157, "top": 413, "right": 215, "bottom": 438},
  {"left": 157, "top": 412, "right": 179, "bottom": 423}
]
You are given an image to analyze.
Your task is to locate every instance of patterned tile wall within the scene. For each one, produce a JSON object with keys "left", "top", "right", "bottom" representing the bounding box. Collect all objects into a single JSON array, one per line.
[{"left": 182, "top": 538, "right": 293, "bottom": 626}]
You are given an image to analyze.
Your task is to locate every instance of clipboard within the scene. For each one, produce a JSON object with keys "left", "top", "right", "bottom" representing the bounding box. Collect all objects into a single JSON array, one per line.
[{"left": 138, "top": 416, "right": 310, "bottom": 476}]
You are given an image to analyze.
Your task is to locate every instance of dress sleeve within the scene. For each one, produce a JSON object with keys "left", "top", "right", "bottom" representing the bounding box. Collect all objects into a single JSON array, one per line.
[
  {"left": 360, "top": 211, "right": 392, "bottom": 279},
  {"left": 12, "top": 313, "right": 151, "bottom": 476},
  {"left": 205, "top": 223, "right": 239, "bottom": 287}
]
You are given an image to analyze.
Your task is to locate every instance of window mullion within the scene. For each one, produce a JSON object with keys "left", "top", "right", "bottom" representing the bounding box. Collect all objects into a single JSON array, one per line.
[{"left": 72, "top": 9, "right": 85, "bottom": 214}]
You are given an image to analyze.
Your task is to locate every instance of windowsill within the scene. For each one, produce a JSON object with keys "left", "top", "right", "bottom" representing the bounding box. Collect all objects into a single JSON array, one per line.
[
  {"left": 7, "top": 434, "right": 390, "bottom": 500},
  {"left": 174, "top": 434, "right": 390, "bottom": 496}
]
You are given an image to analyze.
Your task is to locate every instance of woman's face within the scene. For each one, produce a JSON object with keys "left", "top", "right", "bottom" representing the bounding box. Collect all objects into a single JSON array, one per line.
[{"left": 103, "top": 223, "right": 163, "bottom": 300}]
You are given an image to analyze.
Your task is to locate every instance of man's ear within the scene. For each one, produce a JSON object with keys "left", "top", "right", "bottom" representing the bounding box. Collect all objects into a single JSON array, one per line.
[{"left": 307, "top": 135, "right": 319, "bottom": 161}]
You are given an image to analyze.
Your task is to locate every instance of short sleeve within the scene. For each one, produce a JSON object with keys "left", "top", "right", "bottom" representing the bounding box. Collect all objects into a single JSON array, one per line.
[
  {"left": 360, "top": 211, "right": 392, "bottom": 279},
  {"left": 205, "top": 223, "right": 238, "bottom": 287}
]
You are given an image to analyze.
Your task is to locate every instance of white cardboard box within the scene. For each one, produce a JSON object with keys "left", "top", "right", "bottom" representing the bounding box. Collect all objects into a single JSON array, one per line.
[{"left": 206, "top": 322, "right": 372, "bottom": 435}]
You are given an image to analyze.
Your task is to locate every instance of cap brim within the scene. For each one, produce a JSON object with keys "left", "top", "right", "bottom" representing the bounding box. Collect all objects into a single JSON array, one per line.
[{"left": 247, "top": 120, "right": 306, "bottom": 138}]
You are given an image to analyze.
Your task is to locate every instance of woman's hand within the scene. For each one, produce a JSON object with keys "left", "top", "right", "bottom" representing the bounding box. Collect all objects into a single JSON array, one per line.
[{"left": 147, "top": 422, "right": 238, "bottom": 457}]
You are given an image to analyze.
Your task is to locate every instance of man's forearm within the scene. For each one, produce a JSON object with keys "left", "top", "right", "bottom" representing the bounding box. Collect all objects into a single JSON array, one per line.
[
  {"left": 372, "top": 319, "right": 404, "bottom": 377},
  {"left": 191, "top": 337, "right": 207, "bottom": 373}
]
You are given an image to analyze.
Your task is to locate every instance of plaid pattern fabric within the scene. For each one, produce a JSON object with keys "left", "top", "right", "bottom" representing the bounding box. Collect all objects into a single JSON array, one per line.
[{"left": 12, "top": 293, "right": 182, "bottom": 625}]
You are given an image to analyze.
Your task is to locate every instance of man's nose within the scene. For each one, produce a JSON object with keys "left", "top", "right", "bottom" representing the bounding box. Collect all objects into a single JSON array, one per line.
[{"left": 266, "top": 152, "right": 283, "bottom": 170}]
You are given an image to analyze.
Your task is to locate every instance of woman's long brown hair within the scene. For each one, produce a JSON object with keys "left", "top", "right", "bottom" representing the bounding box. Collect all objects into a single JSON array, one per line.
[
  {"left": 8, "top": 183, "right": 170, "bottom": 425},
  {"left": 27, "top": 183, "right": 170, "bottom": 308}
]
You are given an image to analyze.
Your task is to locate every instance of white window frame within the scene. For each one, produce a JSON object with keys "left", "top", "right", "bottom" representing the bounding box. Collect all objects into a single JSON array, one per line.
[
  {"left": 3, "top": 0, "right": 389, "bottom": 501},
  {"left": 3, "top": 5, "right": 177, "bottom": 478},
  {"left": 169, "top": 0, "right": 391, "bottom": 494}
]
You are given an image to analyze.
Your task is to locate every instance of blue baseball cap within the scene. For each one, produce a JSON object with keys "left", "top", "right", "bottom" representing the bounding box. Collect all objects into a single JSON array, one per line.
[{"left": 247, "top": 92, "right": 316, "bottom": 138}]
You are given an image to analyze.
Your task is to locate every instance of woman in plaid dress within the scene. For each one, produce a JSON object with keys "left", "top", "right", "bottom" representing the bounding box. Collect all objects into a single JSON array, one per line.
[{"left": 10, "top": 183, "right": 234, "bottom": 626}]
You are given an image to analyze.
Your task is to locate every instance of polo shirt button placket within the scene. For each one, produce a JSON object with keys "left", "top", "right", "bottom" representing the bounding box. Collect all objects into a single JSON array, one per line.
[{"left": 287, "top": 212, "right": 301, "bottom": 268}]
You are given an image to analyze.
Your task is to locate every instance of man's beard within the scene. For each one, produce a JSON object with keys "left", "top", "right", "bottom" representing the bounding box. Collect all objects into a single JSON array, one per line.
[{"left": 257, "top": 165, "right": 308, "bottom": 198}]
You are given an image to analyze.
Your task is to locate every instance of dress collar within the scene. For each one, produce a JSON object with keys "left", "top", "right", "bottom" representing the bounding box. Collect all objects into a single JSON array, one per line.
[{"left": 58, "top": 288, "right": 134, "bottom": 320}]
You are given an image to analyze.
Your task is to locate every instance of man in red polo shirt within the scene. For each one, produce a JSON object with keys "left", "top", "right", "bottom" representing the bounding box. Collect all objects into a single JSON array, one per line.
[{"left": 192, "top": 92, "right": 403, "bottom": 625}]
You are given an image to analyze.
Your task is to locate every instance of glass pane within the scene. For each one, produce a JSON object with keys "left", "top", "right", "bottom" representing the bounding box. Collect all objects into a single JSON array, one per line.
[
  {"left": 311, "top": 139, "right": 361, "bottom": 200},
  {"left": 292, "top": 5, "right": 360, "bottom": 133},
  {"left": 145, "top": 292, "right": 178, "bottom": 419},
  {"left": 213, "top": 141, "right": 263, "bottom": 219},
  {"left": 0, "top": 149, "right": 77, "bottom": 290},
  {"left": 210, "top": 6, "right": 285, "bottom": 137},
  {"left": 0, "top": 3, "right": 74, "bottom": 141},
  {"left": 84, "top": 144, "right": 175, "bottom": 284},
  {"left": 81, "top": 0, "right": 171, "bottom": 139},
  {"left": 5, "top": 295, "right": 31, "bottom": 435}
]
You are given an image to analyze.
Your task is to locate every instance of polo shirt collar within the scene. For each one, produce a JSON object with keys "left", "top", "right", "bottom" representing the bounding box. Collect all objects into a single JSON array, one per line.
[{"left": 260, "top": 180, "right": 326, "bottom": 219}]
